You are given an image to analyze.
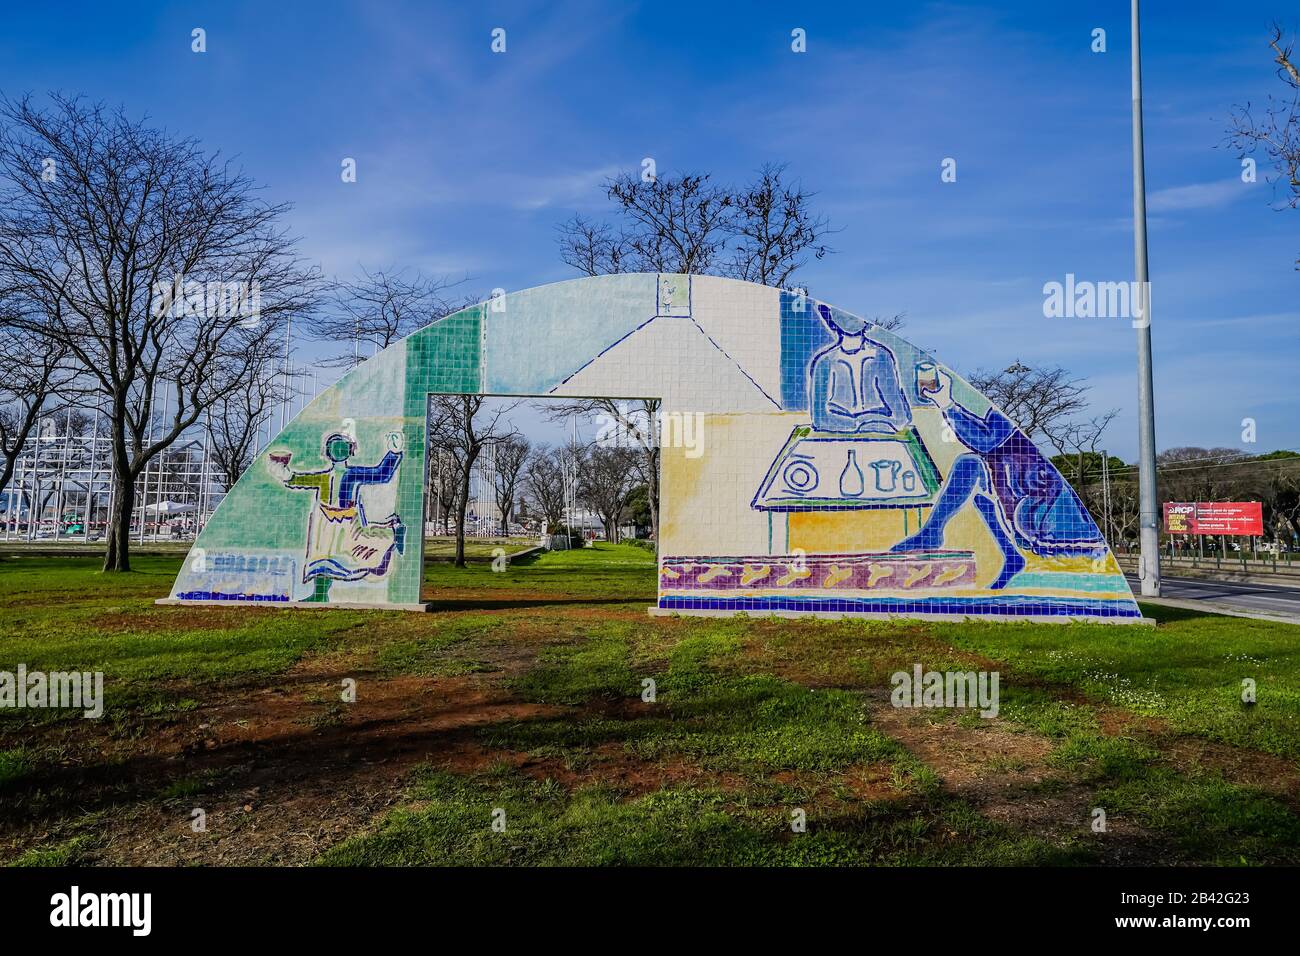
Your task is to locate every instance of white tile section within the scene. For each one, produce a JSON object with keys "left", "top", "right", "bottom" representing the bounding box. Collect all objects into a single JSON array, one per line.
[
  {"left": 549, "top": 315, "right": 775, "bottom": 415},
  {"left": 690, "top": 275, "right": 783, "bottom": 405}
]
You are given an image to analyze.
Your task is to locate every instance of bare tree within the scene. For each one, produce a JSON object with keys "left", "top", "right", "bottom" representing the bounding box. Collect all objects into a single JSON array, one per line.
[
  {"left": 579, "top": 445, "right": 637, "bottom": 543},
  {"left": 728, "top": 163, "right": 834, "bottom": 287},
  {"left": 605, "top": 171, "right": 735, "bottom": 275},
  {"left": 0, "top": 94, "right": 320, "bottom": 571},
  {"left": 1258, "top": 453, "right": 1300, "bottom": 543},
  {"left": 313, "top": 267, "right": 469, "bottom": 370},
  {"left": 559, "top": 165, "right": 835, "bottom": 285},
  {"left": 1081, "top": 449, "right": 1300, "bottom": 553},
  {"left": 1226, "top": 23, "right": 1300, "bottom": 266},
  {"left": 204, "top": 343, "right": 285, "bottom": 493},
  {"left": 557, "top": 218, "right": 630, "bottom": 277},
  {"left": 1156, "top": 447, "right": 1254, "bottom": 504},
  {"left": 967, "top": 363, "right": 1100, "bottom": 452},
  {"left": 522, "top": 443, "right": 568, "bottom": 532},
  {"left": 0, "top": 310, "right": 75, "bottom": 505},
  {"left": 427, "top": 394, "right": 519, "bottom": 566},
  {"left": 544, "top": 399, "right": 661, "bottom": 542},
  {"left": 426, "top": 447, "right": 460, "bottom": 535},
  {"left": 1107, "top": 475, "right": 1141, "bottom": 550},
  {"left": 492, "top": 435, "right": 530, "bottom": 536},
  {"left": 1048, "top": 412, "right": 1121, "bottom": 488},
  {"left": 968, "top": 361, "right": 1121, "bottom": 501}
]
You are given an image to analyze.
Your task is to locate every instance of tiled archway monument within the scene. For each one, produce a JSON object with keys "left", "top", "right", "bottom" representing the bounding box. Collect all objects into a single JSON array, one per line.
[{"left": 163, "top": 274, "right": 1142, "bottom": 623}]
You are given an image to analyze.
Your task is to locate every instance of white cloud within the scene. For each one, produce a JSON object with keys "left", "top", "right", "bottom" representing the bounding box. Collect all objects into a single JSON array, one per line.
[
  {"left": 509, "top": 164, "right": 623, "bottom": 211},
  {"left": 1147, "top": 179, "right": 1246, "bottom": 213}
]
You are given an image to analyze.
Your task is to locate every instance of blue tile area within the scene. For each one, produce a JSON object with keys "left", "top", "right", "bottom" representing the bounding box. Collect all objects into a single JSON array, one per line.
[
  {"left": 176, "top": 590, "right": 290, "bottom": 602},
  {"left": 779, "top": 292, "right": 955, "bottom": 413},
  {"left": 484, "top": 273, "right": 659, "bottom": 394},
  {"left": 779, "top": 290, "right": 833, "bottom": 410}
]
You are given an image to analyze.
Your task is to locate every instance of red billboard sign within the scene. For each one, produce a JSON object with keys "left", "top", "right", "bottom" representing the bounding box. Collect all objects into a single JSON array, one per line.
[{"left": 1163, "top": 502, "right": 1263, "bottom": 536}]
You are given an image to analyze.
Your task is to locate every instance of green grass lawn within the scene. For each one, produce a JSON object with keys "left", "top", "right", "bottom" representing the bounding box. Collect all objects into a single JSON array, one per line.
[
  {"left": 422, "top": 536, "right": 539, "bottom": 560},
  {"left": 933, "top": 611, "right": 1300, "bottom": 760},
  {"left": 1, "top": 543, "right": 1298, "bottom": 866}
]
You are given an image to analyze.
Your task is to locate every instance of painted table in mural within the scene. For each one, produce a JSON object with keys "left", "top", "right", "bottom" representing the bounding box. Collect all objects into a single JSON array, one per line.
[
  {"left": 658, "top": 424, "right": 975, "bottom": 604},
  {"left": 752, "top": 425, "right": 948, "bottom": 549},
  {"left": 752, "top": 424, "right": 942, "bottom": 520}
]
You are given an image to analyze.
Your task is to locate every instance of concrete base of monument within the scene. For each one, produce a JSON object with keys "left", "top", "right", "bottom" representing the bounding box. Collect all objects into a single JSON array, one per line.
[
  {"left": 647, "top": 606, "right": 1156, "bottom": 626},
  {"left": 154, "top": 597, "right": 431, "bottom": 612}
]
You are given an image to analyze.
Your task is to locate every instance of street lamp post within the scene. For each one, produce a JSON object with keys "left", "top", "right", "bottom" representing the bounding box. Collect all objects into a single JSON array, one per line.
[{"left": 1131, "top": 0, "right": 1161, "bottom": 596}]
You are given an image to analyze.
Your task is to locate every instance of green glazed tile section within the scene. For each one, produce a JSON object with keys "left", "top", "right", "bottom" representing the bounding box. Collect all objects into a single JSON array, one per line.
[
  {"left": 387, "top": 307, "right": 482, "bottom": 604},
  {"left": 388, "top": 406, "right": 428, "bottom": 606},
  {"left": 187, "top": 415, "right": 319, "bottom": 552},
  {"left": 403, "top": 307, "right": 483, "bottom": 418}
]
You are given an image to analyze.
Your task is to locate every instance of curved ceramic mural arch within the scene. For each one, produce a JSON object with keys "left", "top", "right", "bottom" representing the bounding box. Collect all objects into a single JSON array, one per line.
[{"left": 164, "top": 273, "right": 1142, "bottom": 623}]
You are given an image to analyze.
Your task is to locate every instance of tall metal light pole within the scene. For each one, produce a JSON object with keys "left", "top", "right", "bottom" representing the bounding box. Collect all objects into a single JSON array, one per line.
[{"left": 1131, "top": 0, "right": 1161, "bottom": 596}]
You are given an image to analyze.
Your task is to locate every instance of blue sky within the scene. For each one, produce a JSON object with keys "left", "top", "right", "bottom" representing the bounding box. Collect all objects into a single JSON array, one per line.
[{"left": 2, "top": 1, "right": 1296, "bottom": 457}]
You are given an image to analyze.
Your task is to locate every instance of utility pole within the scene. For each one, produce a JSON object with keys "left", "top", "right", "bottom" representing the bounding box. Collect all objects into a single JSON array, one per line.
[{"left": 1131, "top": 0, "right": 1161, "bottom": 596}]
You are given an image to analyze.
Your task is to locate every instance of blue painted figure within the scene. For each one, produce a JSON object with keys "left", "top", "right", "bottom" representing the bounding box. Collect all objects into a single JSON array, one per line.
[
  {"left": 268, "top": 430, "right": 407, "bottom": 601},
  {"left": 809, "top": 304, "right": 911, "bottom": 433},
  {"left": 891, "top": 369, "right": 1104, "bottom": 589}
]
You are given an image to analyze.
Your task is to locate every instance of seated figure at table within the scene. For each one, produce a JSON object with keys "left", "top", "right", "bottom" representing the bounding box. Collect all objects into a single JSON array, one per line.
[
  {"left": 809, "top": 304, "right": 911, "bottom": 434},
  {"left": 890, "top": 368, "right": 1104, "bottom": 589}
]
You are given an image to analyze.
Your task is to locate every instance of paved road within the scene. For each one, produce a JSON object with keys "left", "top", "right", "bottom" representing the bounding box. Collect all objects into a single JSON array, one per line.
[{"left": 1125, "top": 573, "right": 1300, "bottom": 618}]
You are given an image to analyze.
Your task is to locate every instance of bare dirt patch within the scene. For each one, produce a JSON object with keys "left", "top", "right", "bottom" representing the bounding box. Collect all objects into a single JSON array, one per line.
[
  {"left": 1158, "top": 735, "right": 1300, "bottom": 797},
  {"left": 866, "top": 691, "right": 1054, "bottom": 794},
  {"left": 1003, "top": 682, "right": 1300, "bottom": 809},
  {"left": 0, "top": 666, "right": 563, "bottom": 865},
  {"left": 860, "top": 689, "right": 1161, "bottom": 862},
  {"left": 447, "top": 743, "right": 751, "bottom": 798}
]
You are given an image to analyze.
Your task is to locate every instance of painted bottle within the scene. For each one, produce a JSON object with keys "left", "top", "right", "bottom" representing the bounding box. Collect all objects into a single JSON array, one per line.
[{"left": 839, "top": 450, "right": 865, "bottom": 497}]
